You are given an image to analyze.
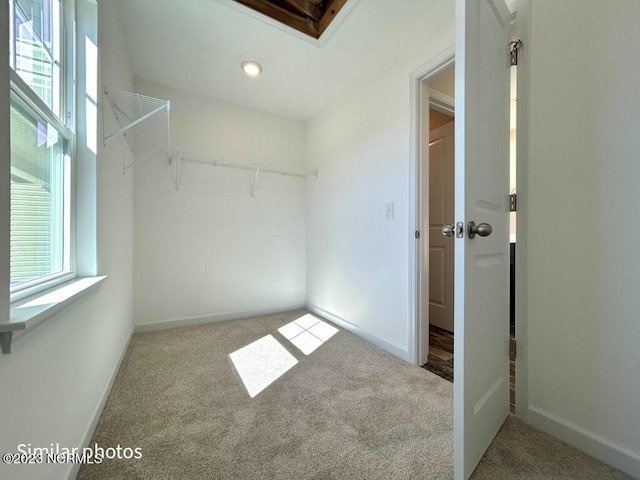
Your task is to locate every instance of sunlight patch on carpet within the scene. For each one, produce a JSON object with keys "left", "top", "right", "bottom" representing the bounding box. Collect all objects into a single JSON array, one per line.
[
  {"left": 308, "top": 321, "right": 339, "bottom": 342},
  {"left": 294, "top": 313, "right": 321, "bottom": 330},
  {"left": 229, "top": 335, "right": 298, "bottom": 398},
  {"left": 278, "top": 314, "right": 339, "bottom": 355},
  {"left": 288, "top": 330, "right": 323, "bottom": 355},
  {"left": 277, "top": 321, "right": 305, "bottom": 340}
]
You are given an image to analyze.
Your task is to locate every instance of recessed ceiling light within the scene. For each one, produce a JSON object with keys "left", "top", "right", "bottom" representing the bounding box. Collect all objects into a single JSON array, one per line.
[{"left": 241, "top": 61, "right": 262, "bottom": 78}]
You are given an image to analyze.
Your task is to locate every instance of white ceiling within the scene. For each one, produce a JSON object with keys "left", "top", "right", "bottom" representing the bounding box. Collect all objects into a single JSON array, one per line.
[{"left": 115, "top": 0, "right": 453, "bottom": 120}]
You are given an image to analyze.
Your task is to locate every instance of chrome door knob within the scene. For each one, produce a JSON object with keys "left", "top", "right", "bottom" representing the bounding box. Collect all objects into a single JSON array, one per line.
[
  {"left": 442, "top": 224, "right": 455, "bottom": 237},
  {"left": 468, "top": 221, "right": 492, "bottom": 239}
]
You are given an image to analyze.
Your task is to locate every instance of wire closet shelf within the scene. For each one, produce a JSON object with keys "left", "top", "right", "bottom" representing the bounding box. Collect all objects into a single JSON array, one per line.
[
  {"left": 176, "top": 152, "right": 316, "bottom": 195},
  {"left": 103, "top": 87, "right": 171, "bottom": 174}
]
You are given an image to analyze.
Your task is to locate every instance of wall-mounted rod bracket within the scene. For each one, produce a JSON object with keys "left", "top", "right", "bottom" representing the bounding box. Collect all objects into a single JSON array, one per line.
[
  {"left": 103, "top": 88, "right": 171, "bottom": 177},
  {"left": 0, "top": 332, "right": 13, "bottom": 354},
  {"left": 251, "top": 165, "right": 261, "bottom": 197},
  {"left": 123, "top": 144, "right": 167, "bottom": 172},
  {"left": 103, "top": 103, "right": 167, "bottom": 145}
]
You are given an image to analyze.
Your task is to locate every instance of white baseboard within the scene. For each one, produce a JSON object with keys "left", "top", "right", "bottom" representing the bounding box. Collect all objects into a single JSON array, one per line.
[
  {"left": 64, "top": 326, "right": 134, "bottom": 480},
  {"left": 305, "top": 302, "right": 410, "bottom": 362},
  {"left": 133, "top": 302, "right": 307, "bottom": 333},
  {"left": 529, "top": 405, "right": 640, "bottom": 479}
]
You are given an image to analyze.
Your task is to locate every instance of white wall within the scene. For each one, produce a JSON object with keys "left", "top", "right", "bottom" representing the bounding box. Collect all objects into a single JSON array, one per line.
[
  {"left": 0, "top": 0, "right": 10, "bottom": 331},
  {"left": 523, "top": 0, "right": 640, "bottom": 476},
  {"left": 132, "top": 81, "right": 306, "bottom": 328},
  {"left": 0, "top": 2, "right": 134, "bottom": 479},
  {"left": 305, "top": 0, "right": 455, "bottom": 360}
]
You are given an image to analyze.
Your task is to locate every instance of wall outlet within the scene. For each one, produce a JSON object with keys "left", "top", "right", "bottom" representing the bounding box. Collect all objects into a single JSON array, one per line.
[{"left": 385, "top": 202, "right": 394, "bottom": 220}]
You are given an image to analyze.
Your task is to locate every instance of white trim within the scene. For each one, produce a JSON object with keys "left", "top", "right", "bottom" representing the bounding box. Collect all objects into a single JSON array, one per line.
[
  {"left": 408, "top": 44, "right": 455, "bottom": 366},
  {"left": 315, "top": 0, "right": 361, "bottom": 47},
  {"left": 306, "top": 303, "right": 410, "bottom": 362},
  {"left": 212, "top": 0, "right": 361, "bottom": 48},
  {"left": 514, "top": 0, "right": 530, "bottom": 423},
  {"left": 0, "top": 0, "right": 10, "bottom": 341},
  {"left": 2, "top": 276, "right": 108, "bottom": 354},
  {"left": 529, "top": 405, "right": 640, "bottom": 478},
  {"left": 422, "top": 88, "right": 455, "bottom": 367},
  {"left": 133, "top": 302, "right": 307, "bottom": 333},
  {"left": 9, "top": 271, "right": 77, "bottom": 304},
  {"left": 75, "top": 0, "right": 98, "bottom": 278},
  {"left": 64, "top": 326, "right": 134, "bottom": 480},
  {"left": 428, "top": 89, "right": 455, "bottom": 116},
  {"left": 409, "top": 45, "right": 456, "bottom": 81},
  {"left": 9, "top": 70, "right": 73, "bottom": 138}
]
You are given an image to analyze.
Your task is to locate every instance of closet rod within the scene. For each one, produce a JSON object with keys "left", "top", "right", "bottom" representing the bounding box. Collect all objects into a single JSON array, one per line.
[{"left": 179, "top": 154, "right": 307, "bottom": 178}]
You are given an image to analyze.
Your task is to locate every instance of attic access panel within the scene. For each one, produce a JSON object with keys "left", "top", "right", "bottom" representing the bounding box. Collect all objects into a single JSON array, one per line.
[{"left": 233, "top": 0, "right": 348, "bottom": 39}]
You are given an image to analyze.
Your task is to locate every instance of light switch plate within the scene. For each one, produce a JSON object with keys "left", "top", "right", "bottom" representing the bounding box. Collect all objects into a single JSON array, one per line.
[{"left": 385, "top": 202, "right": 394, "bottom": 220}]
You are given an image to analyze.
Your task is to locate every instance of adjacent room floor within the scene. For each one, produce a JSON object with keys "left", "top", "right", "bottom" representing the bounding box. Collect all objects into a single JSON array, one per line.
[
  {"left": 78, "top": 311, "right": 630, "bottom": 480},
  {"left": 421, "top": 325, "right": 454, "bottom": 383},
  {"left": 422, "top": 325, "right": 516, "bottom": 413}
]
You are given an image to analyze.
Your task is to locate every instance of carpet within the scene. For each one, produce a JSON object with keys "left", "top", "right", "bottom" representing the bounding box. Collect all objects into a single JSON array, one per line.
[
  {"left": 471, "top": 415, "right": 632, "bottom": 480},
  {"left": 78, "top": 310, "right": 453, "bottom": 479},
  {"left": 78, "top": 309, "right": 632, "bottom": 480}
]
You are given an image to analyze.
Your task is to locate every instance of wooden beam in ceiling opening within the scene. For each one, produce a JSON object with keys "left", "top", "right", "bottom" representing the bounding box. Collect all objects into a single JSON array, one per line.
[
  {"left": 279, "top": 0, "right": 324, "bottom": 22},
  {"left": 234, "top": 0, "right": 319, "bottom": 38},
  {"left": 318, "top": 0, "right": 348, "bottom": 36}
]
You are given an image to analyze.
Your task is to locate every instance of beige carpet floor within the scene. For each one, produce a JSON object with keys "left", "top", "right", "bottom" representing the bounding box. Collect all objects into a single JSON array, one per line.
[
  {"left": 472, "top": 416, "right": 632, "bottom": 480},
  {"left": 77, "top": 310, "right": 631, "bottom": 480}
]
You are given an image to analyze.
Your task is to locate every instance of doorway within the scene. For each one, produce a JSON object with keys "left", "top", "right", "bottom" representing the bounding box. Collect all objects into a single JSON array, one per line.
[
  {"left": 415, "top": 51, "right": 518, "bottom": 414},
  {"left": 408, "top": 2, "right": 523, "bottom": 477},
  {"left": 421, "top": 65, "right": 456, "bottom": 383}
]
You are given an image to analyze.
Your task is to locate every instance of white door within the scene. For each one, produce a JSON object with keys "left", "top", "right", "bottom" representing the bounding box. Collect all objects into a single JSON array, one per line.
[
  {"left": 429, "top": 121, "right": 455, "bottom": 332},
  {"left": 454, "top": 0, "right": 511, "bottom": 479}
]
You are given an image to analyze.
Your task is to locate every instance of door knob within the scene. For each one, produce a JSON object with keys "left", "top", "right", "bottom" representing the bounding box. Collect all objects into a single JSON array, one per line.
[
  {"left": 442, "top": 224, "right": 455, "bottom": 237},
  {"left": 468, "top": 221, "right": 492, "bottom": 239}
]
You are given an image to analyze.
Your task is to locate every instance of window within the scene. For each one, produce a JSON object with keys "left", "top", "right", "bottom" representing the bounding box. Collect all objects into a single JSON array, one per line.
[
  {"left": 9, "top": 0, "right": 74, "bottom": 301},
  {"left": 9, "top": 0, "right": 63, "bottom": 118},
  {"left": 10, "top": 95, "right": 71, "bottom": 291}
]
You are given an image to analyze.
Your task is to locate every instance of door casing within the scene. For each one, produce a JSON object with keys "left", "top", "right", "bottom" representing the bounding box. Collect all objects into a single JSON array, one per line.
[
  {"left": 408, "top": 47, "right": 455, "bottom": 367},
  {"left": 407, "top": 5, "right": 529, "bottom": 423},
  {"left": 426, "top": 105, "right": 455, "bottom": 336}
]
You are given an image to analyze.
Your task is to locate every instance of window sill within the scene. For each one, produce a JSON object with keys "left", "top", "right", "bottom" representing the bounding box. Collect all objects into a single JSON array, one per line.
[{"left": 0, "top": 276, "right": 108, "bottom": 354}]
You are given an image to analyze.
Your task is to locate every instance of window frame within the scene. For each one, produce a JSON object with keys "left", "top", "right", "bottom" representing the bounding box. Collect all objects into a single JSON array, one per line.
[{"left": 8, "top": 0, "right": 77, "bottom": 303}]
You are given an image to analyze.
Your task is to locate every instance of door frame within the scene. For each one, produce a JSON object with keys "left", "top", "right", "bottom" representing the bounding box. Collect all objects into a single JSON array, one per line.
[
  {"left": 408, "top": 45, "right": 455, "bottom": 367},
  {"left": 513, "top": 1, "right": 530, "bottom": 422},
  {"left": 425, "top": 103, "right": 455, "bottom": 339},
  {"left": 407, "top": 5, "right": 530, "bottom": 424}
]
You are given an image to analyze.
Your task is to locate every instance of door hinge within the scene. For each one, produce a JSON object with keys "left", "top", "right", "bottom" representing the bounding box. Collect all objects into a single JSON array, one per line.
[
  {"left": 510, "top": 39, "right": 522, "bottom": 66},
  {"left": 415, "top": 230, "right": 421, "bottom": 239},
  {"left": 510, "top": 193, "right": 517, "bottom": 212},
  {"left": 510, "top": 338, "right": 517, "bottom": 361}
]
